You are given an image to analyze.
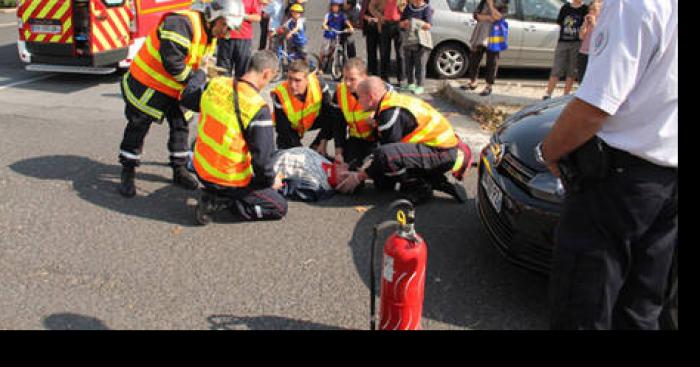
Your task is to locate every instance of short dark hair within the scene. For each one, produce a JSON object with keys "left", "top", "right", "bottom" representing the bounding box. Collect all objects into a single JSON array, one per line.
[
  {"left": 343, "top": 58, "right": 367, "bottom": 75},
  {"left": 288, "top": 59, "right": 311, "bottom": 74},
  {"left": 247, "top": 50, "right": 279, "bottom": 74}
]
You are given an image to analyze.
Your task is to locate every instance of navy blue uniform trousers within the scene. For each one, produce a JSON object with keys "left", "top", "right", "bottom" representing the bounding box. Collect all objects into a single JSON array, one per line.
[
  {"left": 366, "top": 142, "right": 458, "bottom": 190},
  {"left": 549, "top": 149, "right": 678, "bottom": 329},
  {"left": 200, "top": 181, "right": 288, "bottom": 221}
]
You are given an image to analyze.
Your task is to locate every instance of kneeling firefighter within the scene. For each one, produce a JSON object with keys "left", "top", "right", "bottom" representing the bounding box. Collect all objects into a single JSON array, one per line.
[
  {"left": 180, "top": 50, "right": 287, "bottom": 224},
  {"left": 335, "top": 76, "right": 473, "bottom": 205},
  {"left": 117, "top": 0, "right": 242, "bottom": 197}
]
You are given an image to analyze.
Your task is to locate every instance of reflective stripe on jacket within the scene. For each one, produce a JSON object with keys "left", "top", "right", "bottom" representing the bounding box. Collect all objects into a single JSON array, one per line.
[
  {"left": 337, "top": 82, "right": 375, "bottom": 141},
  {"left": 194, "top": 77, "right": 267, "bottom": 187},
  {"left": 271, "top": 73, "right": 322, "bottom": 137},
  {"left": 130, "top": 11, "right": 213, "bottom": 99},
  {"left": 378, "top": 91, "right": 458, "bottom": 149}
]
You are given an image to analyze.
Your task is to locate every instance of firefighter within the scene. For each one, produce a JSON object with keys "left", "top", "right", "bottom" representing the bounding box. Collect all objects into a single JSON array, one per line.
[
  {"left": 270, "top": 59, "right": 336, "bottom": 158},
  {"left": 180, "top": 50, "right": 287, "bottom": 224},
  {"left": 335, "top": 76, "right": 471, "bottom": 205},
  {"left": 117, "top": 0, "right": 240, "bottom": 198},
  {"left": 181, "top": 50, "right": 287, "bottom": 224},
  {"left": 329, "top": 58, "right": 378, "bottom": 170}
]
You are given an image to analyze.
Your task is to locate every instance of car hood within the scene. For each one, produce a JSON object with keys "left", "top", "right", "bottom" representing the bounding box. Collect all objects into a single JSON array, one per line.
[{"left": 495, "top": 95, "right": 574, "bottom": 172}]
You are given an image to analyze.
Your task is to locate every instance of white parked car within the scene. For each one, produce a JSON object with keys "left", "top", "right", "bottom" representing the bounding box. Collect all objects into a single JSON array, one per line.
[{"left": 429, "top": 0, "right": 565, "bottom": 78}]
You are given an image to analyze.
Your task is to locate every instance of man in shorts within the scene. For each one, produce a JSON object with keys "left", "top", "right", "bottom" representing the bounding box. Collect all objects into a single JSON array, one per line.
[{"left": 543, "top": 0, "right": 588, "bottom": 99}]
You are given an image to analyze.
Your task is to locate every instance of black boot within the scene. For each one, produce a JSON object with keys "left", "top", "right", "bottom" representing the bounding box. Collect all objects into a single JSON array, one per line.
[
  {"left": 173, "top": 165, "right": 198, "bottom": 190},
  {"left": 400, "top": 178, "right": 433, "bottom": 206},
  {"left": 118, "top": 166, "right": 136, "bottom": 198},
  {"left": 195, "top": 191, "right": 217, "bottom": 225},
  {"left": 430, "top": 174, "right": 466, "bottom": 203}
]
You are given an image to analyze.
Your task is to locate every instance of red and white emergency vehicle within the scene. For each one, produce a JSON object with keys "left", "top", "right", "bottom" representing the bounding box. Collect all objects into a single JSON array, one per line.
[{"left": 16, "top": 0, "right": 194, "bottom": 74}]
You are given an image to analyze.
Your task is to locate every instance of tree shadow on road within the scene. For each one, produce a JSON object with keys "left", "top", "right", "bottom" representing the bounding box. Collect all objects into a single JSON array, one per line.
[
  {"left": 207, "top": 314, "right": 346, "bottom": 330},
  {"left": 346, "top": 178, "right": 550, "bottom": 330},
  {"left": 9, "top": 155, "right": 200, "bottom": 227},
  {"left": 43, "top": 312, "right": 110, "bottom": 330}
]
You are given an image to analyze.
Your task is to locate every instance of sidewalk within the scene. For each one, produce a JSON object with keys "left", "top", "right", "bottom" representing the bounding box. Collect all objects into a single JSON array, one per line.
[
  {"left": 439, "top": 79, "right": 576, "bottom": 111},
  {"left": 433, "top": 78, "right": 577, "bottom": 155}
]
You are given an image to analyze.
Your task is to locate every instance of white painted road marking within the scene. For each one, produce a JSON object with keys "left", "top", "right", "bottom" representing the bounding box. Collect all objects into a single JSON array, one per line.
[{"left": 0, "top": 74, "right": 55, "bottom": 91}]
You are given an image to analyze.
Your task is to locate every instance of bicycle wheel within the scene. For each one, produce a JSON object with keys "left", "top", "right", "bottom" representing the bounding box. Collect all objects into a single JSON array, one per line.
[{"left": 331, "top": 48, "right": 344, "bottom": 81}]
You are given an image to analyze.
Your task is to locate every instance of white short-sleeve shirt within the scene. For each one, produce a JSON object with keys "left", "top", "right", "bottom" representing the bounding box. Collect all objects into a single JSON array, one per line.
[{"left": 575, "top": 0, "right": 678, "bottom": 168}]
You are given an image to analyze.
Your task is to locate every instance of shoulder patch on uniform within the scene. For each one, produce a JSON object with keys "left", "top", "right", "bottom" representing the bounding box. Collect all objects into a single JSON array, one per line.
[{"left": 592, "top": 28, "right": 609, "bottom": 56}]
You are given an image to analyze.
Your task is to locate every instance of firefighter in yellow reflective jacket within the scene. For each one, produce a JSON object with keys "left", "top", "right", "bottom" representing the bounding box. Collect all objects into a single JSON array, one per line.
[
  {"left": 270, "top": 59, "right": 336, "bottom": 158},
  {"left": 328, "top": 58, "right": 379, "bottom": 170},
  {"left": 117, "top": 0, "right": 242, "bottom": 198},
  {"left": 334, "top": 76, "right": 473, "bottom": 205},
  {"left": 180, "top": 50, "right": 287, "bottom": 224}
]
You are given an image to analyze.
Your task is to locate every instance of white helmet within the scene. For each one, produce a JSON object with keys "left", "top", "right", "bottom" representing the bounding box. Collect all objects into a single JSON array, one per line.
[{"left": 194, "top": 0, "right": 245, "bottom": 30}]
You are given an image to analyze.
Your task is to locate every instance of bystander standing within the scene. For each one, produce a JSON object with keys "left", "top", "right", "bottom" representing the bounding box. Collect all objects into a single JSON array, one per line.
[
  {"left": 216, "top": 0, "right": 263, "bottom": 77},
  {"left": 258, "top": 0, "right": 271, "bottom": 50},
  {"left": 372, "top": 0, "right": 407, "bottom": 87},
  {"left": 461, "top": 0, "right": 509, "bottom": 97},
  {"left": 542, "top": 0, "right": 588, "bottom": 100},
  {"left": 576, "top": 0, "right": 601, "bottom": 82},
  {"left": 399, "top": 0, "right": 433, "bottom": 95},
  {"left": 263, "top": 0, "right": 286, "bottom": 51},
  {"left": 344, "top": 0, "right": 361, "bottom": 58},
  {"left": 361, "top": 0, "right": 382, "bottom": 76}
]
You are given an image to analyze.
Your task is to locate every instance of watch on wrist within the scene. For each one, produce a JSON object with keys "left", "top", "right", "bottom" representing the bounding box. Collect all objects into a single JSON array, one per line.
[{"left": 534, "top": 141, "right": 547, "bottom": 165}]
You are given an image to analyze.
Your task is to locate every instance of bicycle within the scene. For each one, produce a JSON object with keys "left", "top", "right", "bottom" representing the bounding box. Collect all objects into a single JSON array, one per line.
[
  {"left": 270, "top": 29, "right": 321, "bottom": 82},
  {"left": 320, "top": 29, "right": 354, "bottom": 81}
]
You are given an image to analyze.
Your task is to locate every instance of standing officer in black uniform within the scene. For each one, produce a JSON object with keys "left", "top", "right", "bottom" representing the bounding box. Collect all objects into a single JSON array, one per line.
[{"left": 537, "top": 0, "right": 678, "bottom": 329}]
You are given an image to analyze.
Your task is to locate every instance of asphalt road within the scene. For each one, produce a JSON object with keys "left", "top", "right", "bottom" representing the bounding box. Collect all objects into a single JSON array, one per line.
[{"left": 0, "top": 9, "right": 549, "bottom": 330}]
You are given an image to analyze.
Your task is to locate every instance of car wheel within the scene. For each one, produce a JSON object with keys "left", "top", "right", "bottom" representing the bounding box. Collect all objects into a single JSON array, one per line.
[{"left": 431, "top": 43, "right": 469, "bottom": 79}]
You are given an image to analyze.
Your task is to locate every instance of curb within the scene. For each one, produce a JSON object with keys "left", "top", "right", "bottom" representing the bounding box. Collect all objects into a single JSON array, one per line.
[
  {"left": 0, "top": 8, "right": 16, "bottom": 14},
  {"left": 439, "top": 80, "right": 480, "bottom": 113},
  {"left": 438, "top": 80, "right": 542, "bottom": 112},
  {"left": 435, "top": 81, "right": 492, "bottom": 156}
]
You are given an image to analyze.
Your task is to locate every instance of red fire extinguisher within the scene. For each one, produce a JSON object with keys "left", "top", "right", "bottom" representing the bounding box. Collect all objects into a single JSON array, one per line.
[{"left": 370, "top": 199, "right": 427, "bottom": 330}]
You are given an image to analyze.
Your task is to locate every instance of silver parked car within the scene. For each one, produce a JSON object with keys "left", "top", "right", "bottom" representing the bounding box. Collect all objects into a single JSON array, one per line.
[{"left": 429, "top": 0, "right": 565, "bottom": 79}]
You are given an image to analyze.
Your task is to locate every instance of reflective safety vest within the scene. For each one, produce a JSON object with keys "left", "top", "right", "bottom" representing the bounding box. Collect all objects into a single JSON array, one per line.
[
  {"left": 379, "top": 92, "right": 459, "bottom": 149},
  {"left": 193, "top": 78, "right": 267, "bottom": 188},
  {"left": 272, "top": 73, "right": 322, "bottom": 137},
  {"left": 130, "top": 11, "right": 213, "bottom": 100},
  {"left": 337, "top": 82, "right": 374, "bottom": 141}
]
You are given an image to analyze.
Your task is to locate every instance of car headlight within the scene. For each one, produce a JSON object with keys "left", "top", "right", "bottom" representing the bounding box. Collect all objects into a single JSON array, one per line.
[
  {"left": 527, "top": 173, "right": 566, "bottom": 204},
  {"left": 487, "top": 136, "right": 505, "bottom": 166}
]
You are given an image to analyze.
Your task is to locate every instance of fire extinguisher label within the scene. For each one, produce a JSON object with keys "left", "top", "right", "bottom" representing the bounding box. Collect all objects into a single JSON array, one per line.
[{"left": 383, "top": 255, "right": 394, "bottom": 282}]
